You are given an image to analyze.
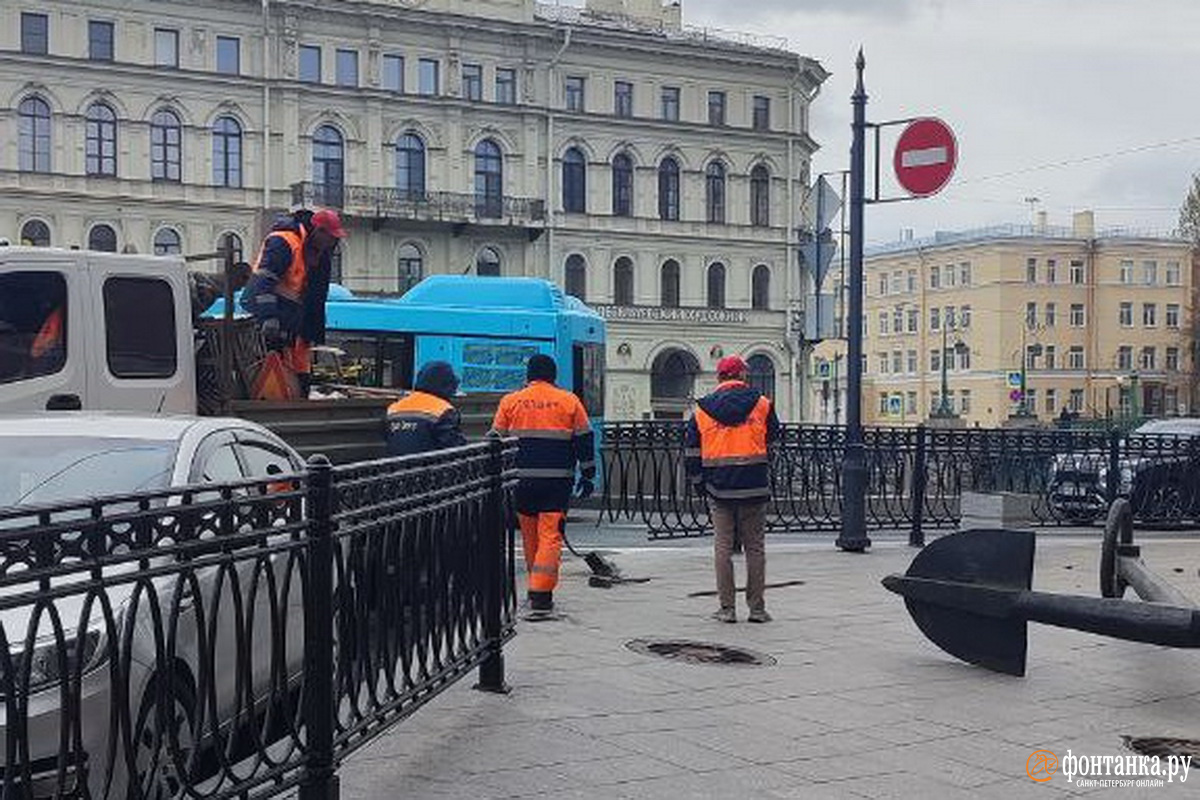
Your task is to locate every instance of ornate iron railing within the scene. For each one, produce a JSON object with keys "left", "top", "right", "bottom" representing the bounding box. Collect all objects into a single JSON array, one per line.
[
  {"left": 291, "top": 182, "right": 546, "bottom": 226},
  {"left": 600, "top": 422, "right": 1200, "bottom": 538},
  {"left": 0, "top": 440, "right": 516, "bottom": 799}
]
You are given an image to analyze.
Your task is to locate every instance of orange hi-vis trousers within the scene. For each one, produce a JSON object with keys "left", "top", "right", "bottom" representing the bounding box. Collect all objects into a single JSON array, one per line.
[{"left": 518, "top": 511, "right": 565, "bottom": 593}]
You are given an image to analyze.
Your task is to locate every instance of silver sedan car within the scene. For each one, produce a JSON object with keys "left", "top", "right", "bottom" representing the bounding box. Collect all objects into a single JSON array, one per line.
[{"left": 0, "top": 413, "right": 304, "bottom": 799}]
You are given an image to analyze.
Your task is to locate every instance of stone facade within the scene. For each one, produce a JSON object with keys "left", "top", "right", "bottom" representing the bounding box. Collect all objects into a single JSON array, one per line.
[
  {"left": 812, "top": 212, "right": 1196, "bottom": 428},
  {"left": 1, "top": 0, "right": 827, "bottom": 420}
]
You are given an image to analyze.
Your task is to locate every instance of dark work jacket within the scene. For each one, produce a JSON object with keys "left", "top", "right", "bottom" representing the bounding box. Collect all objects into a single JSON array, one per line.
[
  {"left": 386, "top": 391, "right": 466, "bottom": 456},
  {"left": 684, "top": 381, "right": 781, "bottom": 502},
  {"left": 240, "top": 218, "right": 332, "bottom": 345}
]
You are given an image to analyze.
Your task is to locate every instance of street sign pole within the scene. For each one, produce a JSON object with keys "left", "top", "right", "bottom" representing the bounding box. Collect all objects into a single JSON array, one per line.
[{"left": 837, "top": 50, "right": 871, "bottom": 553}]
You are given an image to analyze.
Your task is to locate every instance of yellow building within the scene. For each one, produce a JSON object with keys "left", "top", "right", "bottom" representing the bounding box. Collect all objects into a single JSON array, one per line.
[{"left": 813, "top": 212, "right": 1195, "bottom": 428}]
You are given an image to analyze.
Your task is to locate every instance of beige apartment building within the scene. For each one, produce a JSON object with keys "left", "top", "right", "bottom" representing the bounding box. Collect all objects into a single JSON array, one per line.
[
  {"left": 810, "top": 212, "right": 1196, "bottom": 428},
  {"left": 0, "top": 0, "right": 827, "bottom": 420}
]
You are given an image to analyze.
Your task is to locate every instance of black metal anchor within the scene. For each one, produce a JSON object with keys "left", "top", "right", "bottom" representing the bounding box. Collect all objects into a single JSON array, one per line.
[{"left": 882, "top": 501, "right": 1200, "bottom": 676}]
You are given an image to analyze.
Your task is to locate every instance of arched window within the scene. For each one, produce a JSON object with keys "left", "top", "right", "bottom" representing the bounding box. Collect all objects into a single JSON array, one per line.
[
  {"left": 20, "top": 220, "right": 51, "bottom": 247},
  {"left": 562, "top": 147, "right": 586, "bottom": 214},
  {"left": 612, "top": 152, "right": 633, "bottom": 217},
  {"left": 706, "top": 262, "right": 726, "bottom": 309},
  {"left": 705, "top": 161, "right": 726, "bottom": 224},
  {"left": 220, "top": 232, "right": 243, "bottom": 263},
  {"left": 658, "top": 157, "right": 680, "bottom": 221},
  {"left": 660, "top": 259, "right": 680, "bottom": 308},
  {"left": 153, "top": 227, "right": 182, "bottom": 256},
  {"left": 212, "top": 116, "right": 242, "bottom": 188},
  {"left": 752, "top": 264, "right": 771, "bottom": 310},
  {"left": 150, "top": 108, "right": 182, "bottom": 182},
  {"left": 613, "top": 257, "right": 634, "bottom": 306},
  {"left": 85, "top": 103, "right": 117, "bottom": 177},
  {"left": 750, "top": 165, "right": 770, "bottom": 227},
  {"left": 651, "top": 348, "right": 700, "bottom": 416},
  {"left": 474, "top": 139, "right": 503, "bottom": 218},
  {"left": 312, "top": 125, "right": 345, "bottom": 207},
  {"left": 18, "top": 96, "right": 51, "bottom": 173},
  {"left": 396, "top": 133, "right": 425, "bottom": 199},
  {"left": 564, "top": 254, "right": 586, "bottom": 301},
  {"left": 476, "top": 247, "right": 501, "bottom": 277},
  {"left": 397, "top": 243, "right": 423, "bottom": 295},
  {"left": 746, "top": 354, "right": 776, "bottom": 399},
  {"left": 88, "top": 224, "right": 117, "bottom": 252}
]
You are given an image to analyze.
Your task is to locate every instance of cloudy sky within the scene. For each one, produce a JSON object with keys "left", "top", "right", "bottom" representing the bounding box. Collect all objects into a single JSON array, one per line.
[{"left": 678, "top": 0, "right": 1200, "bottom": 244}]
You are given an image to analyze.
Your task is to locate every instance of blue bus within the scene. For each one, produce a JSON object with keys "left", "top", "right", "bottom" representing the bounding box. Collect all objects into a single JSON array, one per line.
[{"left": 322, "top": 275, "right": 606, "bottom": 422}]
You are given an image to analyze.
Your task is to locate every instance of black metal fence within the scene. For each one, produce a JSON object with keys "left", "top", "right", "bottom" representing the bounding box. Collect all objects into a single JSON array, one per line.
[
  {"left": 600, "top": 422, "right": 1200, "bottom": 538},
  {"left": 0, "top": 440, "right": 516, "bottom": 800}
]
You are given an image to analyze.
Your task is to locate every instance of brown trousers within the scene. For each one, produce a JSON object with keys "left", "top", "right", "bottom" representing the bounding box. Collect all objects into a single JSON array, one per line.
[{"left": 708, "top": 499, "right": 767, "bottom": 613}]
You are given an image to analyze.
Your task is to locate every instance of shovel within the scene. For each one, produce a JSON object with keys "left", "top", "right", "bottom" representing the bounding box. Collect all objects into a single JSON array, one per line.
[{"left": 882, "top": 528, "right": 1200, "bottom": 676}]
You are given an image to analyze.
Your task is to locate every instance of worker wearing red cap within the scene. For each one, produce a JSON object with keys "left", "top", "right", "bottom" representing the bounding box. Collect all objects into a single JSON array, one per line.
[
  {"left": 241, "top": 208, "right": 346, "bottom": 395},
  {"left": 685, "top": 354, "right": 781, "bottom": 623}
]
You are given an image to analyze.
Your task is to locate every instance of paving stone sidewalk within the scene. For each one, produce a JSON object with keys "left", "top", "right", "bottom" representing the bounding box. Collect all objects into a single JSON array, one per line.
[{"left": 340, "top": 530, "right": 1200, "bottom": 799}]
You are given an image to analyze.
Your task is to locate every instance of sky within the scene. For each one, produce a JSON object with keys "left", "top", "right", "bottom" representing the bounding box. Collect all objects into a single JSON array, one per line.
[{"left": 678, "top": 0, "right": 1200, "bottom": 244}]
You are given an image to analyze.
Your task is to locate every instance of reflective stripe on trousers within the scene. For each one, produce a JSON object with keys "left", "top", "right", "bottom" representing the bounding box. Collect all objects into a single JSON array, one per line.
[{"left": 518, "top": 511, "right": 564, "bottom": 593}]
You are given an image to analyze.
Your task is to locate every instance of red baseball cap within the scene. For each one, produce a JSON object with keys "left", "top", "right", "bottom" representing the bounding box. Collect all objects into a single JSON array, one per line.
[
  {"left": 310, "top": 208, "right": 347, "bottom": 239},
  {"left": 716, "top": 355, "right": 747, "bottom": 379}
]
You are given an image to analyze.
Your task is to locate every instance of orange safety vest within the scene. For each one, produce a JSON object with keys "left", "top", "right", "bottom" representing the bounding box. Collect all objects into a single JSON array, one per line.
[
  {"left": 694, "top": 383, "right": 771, "bottom": 471},
  {"left": 30, "top": 307, "right": 64, "bottom": 359},
  {"left": 252, "top": 230, "right": 307, "bottom": 304},
  {"left": 387, "top": 390, "right": 454, "bottom": 420},
  {"left": 491, "top": 380, "right": 593, "bottom": 480}
]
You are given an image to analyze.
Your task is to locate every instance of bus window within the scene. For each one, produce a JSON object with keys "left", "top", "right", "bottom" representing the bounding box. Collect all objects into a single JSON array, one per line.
[
  {"left": 460, "top": 341, "right": 540, "bottom": 392},
  {"left": 573, "top": 342, "right": 605, "bottom": 418},
  {"left": 326, "top": 332, "right": 413, "bottom": 389}
]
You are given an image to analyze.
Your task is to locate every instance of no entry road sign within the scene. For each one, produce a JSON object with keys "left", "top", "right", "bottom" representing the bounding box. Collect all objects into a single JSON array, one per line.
[{"left": 893, "top": 117, "right": 957, "bottom": 197}]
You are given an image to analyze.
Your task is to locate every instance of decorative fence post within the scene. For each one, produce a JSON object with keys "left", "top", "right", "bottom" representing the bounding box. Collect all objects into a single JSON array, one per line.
[
  {"left": 1106, "top": 428, "right": 1122, "bottom": 506},
  {"left": 910, "top": 425, "right": 928, "bottom": 547},
  {"left": 476, "top": 437, "right": 511, "bottom": 694},
  {"left": 301, "top": 455, "right": 339, "bottom": 800}
]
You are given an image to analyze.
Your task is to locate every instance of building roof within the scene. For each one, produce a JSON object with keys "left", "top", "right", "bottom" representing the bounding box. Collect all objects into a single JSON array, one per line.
[{"left": 866, "top": 223, "right": 1191, "bottom": 258}]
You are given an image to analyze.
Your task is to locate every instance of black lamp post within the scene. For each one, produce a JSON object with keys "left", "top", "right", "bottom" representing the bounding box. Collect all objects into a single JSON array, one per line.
[
  {"left": 836, "top": 51, "right": 871, "bottom": 553},
  {"left": 929, "top": 320, "right": 959, "bottom": 419}
]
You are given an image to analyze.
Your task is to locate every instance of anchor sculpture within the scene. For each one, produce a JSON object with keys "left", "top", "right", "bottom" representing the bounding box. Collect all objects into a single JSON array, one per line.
[{"left": 883, "top": 499, "right": 1200, "bottom": 676}]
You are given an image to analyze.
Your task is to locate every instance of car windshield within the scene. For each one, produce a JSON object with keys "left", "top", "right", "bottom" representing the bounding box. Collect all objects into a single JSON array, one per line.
[
  {"left": 0, "top": 436, "right": 178, "bottom": 509},
  {"left": 1133, "top": 420, "right": 1200, "bottom": 438}
]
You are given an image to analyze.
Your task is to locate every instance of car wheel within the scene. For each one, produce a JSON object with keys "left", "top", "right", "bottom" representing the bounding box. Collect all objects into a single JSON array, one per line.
[{"left": 132, "top": 675, "right": 197, "bottom": 800}]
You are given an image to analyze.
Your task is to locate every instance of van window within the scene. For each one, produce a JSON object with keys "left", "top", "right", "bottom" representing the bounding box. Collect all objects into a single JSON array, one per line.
[
  {"left": 0, "top": 271, "right": 67, "bottom": 385},
  {"left": 103, "top": 276, "right": 177, "bottom": 378}
]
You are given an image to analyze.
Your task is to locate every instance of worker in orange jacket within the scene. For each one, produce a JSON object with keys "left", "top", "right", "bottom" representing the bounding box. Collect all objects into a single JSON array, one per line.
[
  {"left": 385, "top": 361, "right": 467, "bottom": 456},
  {"left": 685, "top": 355, "right": 781, "bottom": 624},
  {"left": 240, "top": 208, "right": 345, "bottom": 395},
  {"left": 491, "top": 354, "right": 595, "bottom": 620}
]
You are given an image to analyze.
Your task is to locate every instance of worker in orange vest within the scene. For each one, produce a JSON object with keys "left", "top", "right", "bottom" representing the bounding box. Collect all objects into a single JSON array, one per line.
[
  {"left": 685, "top": 355, "right": 781, "bottom": 624},
  {"left": 240, "top": 208, "right": 345, "bottom": 395},
  {"left": 385, "top": 361, "right": 467, "bottom": 456},
  {"left": 491, "top": 354, "right": 595, "bottom": 620}
]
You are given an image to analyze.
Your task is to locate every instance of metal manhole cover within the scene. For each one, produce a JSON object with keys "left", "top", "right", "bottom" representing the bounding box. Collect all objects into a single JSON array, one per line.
[
  {"left": 625, "top": 638, "right": 776, "bottom": 667},
  {"left": 1123, "top": 736, "right": 1200, "bottom": 761}
]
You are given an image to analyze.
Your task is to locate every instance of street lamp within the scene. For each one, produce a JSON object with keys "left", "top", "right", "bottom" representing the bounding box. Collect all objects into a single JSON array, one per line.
[
  {"left": 929, "top": 319, "right": 966, "bottom": 419},
  {"left": 1013, "top": 320, "right": 1043, "bottom": 418}
]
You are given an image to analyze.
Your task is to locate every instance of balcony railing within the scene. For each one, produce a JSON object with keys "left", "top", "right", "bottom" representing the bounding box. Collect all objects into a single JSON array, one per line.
[{"left": 292, "top": 182, "right": 546, "bottom": 228}]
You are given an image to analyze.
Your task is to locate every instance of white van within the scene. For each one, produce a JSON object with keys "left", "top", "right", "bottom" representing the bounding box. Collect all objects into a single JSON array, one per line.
[{"left": 0, "top": 246, "right": 195, "bottom": 414}]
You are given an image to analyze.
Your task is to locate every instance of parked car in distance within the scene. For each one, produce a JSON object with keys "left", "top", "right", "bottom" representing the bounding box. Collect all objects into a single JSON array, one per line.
[
  {"left": 0, "top": 413, "right": 304, "bottom": 799},
  {"left": 1048, "top": 418, "right": 1200, "bottom": 524}
]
